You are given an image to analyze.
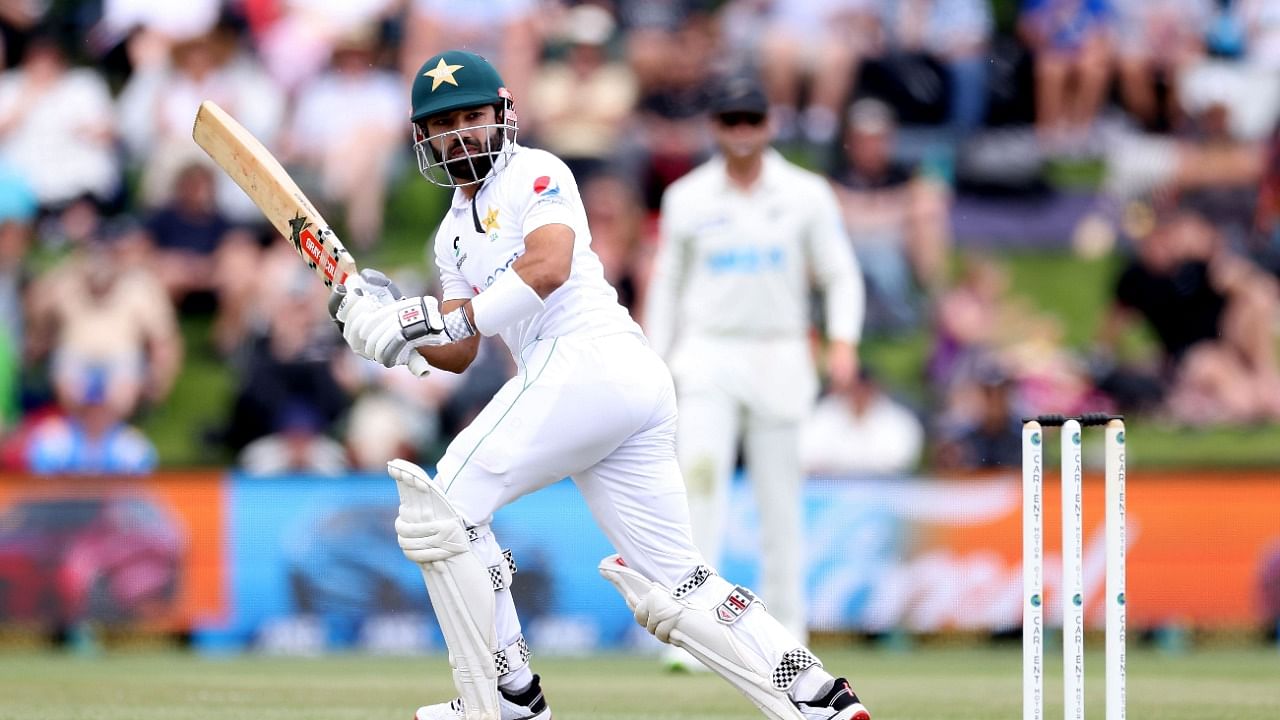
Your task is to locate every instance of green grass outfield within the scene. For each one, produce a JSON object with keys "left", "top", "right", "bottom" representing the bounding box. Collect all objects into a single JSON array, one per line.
[{"left": 1, "top": 644, "right": 1278, "bottom": 719}]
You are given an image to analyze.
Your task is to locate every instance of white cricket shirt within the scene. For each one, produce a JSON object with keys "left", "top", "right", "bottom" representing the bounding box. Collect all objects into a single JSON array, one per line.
[
  {"left": 433, "top": 144, "right": 641, "bottom": 361},
  {"left": 646, "top": 149, "right": 864, "bottom": 358}
]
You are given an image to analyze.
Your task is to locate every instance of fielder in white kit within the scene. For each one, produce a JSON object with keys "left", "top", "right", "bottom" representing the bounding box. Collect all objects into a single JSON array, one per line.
[
  {"left": 329, "top": 50, "right": 871, "bottom": 720},
  {"left": 646, "top": 74, "right": 865, "bottom": 653}
]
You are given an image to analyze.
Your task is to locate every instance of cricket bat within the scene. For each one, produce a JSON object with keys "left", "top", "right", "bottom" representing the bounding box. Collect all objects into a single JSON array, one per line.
[{"left": 192, "top": 100, "right": 430, "bottom": 376}]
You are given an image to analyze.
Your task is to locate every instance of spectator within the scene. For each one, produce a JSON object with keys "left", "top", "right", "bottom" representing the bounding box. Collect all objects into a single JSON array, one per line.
[
  {"left": 800, "top": 368, "right": 924, "bottom": 475},
  {"left": 25, "top": 365, "right": 157, "bottom": 475},
  {"left": 283, "top": 24, "right": 403, "bottom": 249},
  {"left": 399, "top": 0, "right": 539, "bottom": 103},
  {"left": 626, "top": 89, "right": 710, "bottom": 214},
  {"left": 1100, "top": 210, "right": 1280, "bottom": 424},
  {"left": 238, "top": 402, "right": 349, "bottom": 475},
  {"left": 93, "top": 0, "right": 221, "bottom": 51},
  {"left": 1017, "top": 0, "right": 1114, "bottom": 155},
  {"left": 1104, "top": 72, "right": 1272, "bottom": 207},
  {"left": 336, "top": 366, "right": 457, "bottom": 470},
  {"left": 1101, "top": 2, "right": 1280, "bottom": 221},
  {"left": 1175, "top": 1, "right": 1280, "bottom": 145},
  {"left": 0, "top": 166, "right": 35, "bottom": 430},
  {"left": 758, "top": 0, "right": 879, "bottom": 145},
  {"left": 1111, "top": 0, "right": 1210, "bottom": 132},
  {"left": 928, "top": 254, "right": 1009, "bottom": 391},
  {"left": 143, "top": 160, "right": 255, "bottom": 312},
  {"left": 716, "top": 0, "right": 775, "bottom": 74},
  {"left": 933, "top": 361, "right": 1024, "bottom": 470},
  {"left": 1235, "top": 0, "right": 1280, "bottom": 69},
  {"left": 1253, "top": 123, "right": 1280, "bottom": 272},
  {"left": 617, "top": 0, "right": 713, "bottom": 94},
  {"left": 833, "top": 98, "right": 951, "bottom": 333},
  {"left": 930, "top": 254, "right": 1105, "bottom": 416},
  {"left": 118, "top": 24, "right": 285, "bottom": 223},
  {"left": 525, "top": 4, "right": 637, "bottom": 182},
  {"left": 617, "top": 4, "right": 718, "bottom": 213},
  {"left": 222, "top": 264, "right": 350, "bottom": 453},
  {"left": 581, "top": 173, "right": 648, "bottom": 314},
  {"left": 0, "top": 2, "right": 44, "bottom": 68},
  {"left": 245, "top": 0, "right": 402, "bottom": 93},
  {"left": 0, "top": 31, "right": 120, "bottom": 209},
  {"left": 872, "top": 0, "right": 995, "bottom": 134},
  {"left": 212, "top": 234, "right": 315, "bottom": 357},
  {"left": 26, "top": 224, "right": 182, "bottom": 419}
]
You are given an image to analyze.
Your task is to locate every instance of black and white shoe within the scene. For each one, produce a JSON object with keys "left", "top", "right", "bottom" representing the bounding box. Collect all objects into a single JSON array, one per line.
[
  {"left": 795, "top": 677, "right": 871, "bottom": 720},
  {"left": 413, "top": 674, "right": 552, "bottom": 720}
]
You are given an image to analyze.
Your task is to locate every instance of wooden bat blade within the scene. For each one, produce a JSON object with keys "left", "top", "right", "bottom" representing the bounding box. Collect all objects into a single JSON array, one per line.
[
  {"left": 191, "top": 100, "right": 432, "bottom": 377},
  {"left": 192, "top": 100, "right": 355, "bottom": 288}
]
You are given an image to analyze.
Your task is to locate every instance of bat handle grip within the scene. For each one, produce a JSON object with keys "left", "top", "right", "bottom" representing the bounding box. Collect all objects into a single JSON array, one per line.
[{"left": 407, "top": 353, "right": 432, "bottom": 377}]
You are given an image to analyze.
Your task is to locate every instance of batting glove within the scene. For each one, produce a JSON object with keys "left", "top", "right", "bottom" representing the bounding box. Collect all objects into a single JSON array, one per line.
[
  {"left": 328, "top": 268, "right": 403, "bottom": 330},
  {"left": 344, "top": 293, "right": 448, "bottom": 368}
]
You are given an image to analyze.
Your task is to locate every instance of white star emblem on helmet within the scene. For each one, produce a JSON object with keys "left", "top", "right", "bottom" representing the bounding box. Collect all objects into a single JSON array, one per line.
[{"left": 424, "top": 58, "right": 464, "bottom": 91}]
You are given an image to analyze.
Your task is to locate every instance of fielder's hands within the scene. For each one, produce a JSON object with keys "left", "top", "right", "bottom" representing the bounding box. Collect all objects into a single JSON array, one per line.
[{"left": 329, "top": 269, "right": 448, "bottom": 368}]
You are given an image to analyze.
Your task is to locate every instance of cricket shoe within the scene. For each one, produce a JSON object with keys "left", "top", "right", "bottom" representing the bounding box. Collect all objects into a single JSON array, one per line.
[
  {"left": 795, "top": 677, "right": 870, "bottom": 720},
  {"left": 414, "top": 674, "right": 551, "bottom": 720}
]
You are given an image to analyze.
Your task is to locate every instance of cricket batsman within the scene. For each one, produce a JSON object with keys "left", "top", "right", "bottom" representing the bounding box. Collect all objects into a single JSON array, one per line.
[
  {"left": 329, "top": 49, "right": 872, "bottom": 720},
  {"left": 645, "top": 73, "right": 865, "bottom": 663}
]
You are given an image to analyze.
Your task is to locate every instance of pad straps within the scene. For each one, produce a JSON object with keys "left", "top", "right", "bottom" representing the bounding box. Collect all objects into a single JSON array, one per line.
[{"left": 493, "top": 635, "right": 532, "bottom": 676}]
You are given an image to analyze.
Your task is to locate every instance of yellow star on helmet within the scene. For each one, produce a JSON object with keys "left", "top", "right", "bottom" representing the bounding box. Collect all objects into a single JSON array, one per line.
[
  {"left": 481, "top": 206, "right": 500, "bottom": 233},
  {"left": 424, "top": 57, "right": 464, "bottom": 91}
]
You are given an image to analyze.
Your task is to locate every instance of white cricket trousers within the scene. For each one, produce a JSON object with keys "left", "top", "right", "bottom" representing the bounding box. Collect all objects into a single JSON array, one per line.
[
  {"left": 433, "top": 333, "right": 704, "bottom": 667},
  {"left": 429, "top": 332, "right": 839, "bottom": 702}
]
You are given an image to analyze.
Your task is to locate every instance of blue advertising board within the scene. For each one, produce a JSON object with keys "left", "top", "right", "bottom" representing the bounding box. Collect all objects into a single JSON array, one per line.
[
  {"left": 194, "top": 471, "right": 1036, "bottom": 653},
  {"left": 194, "top": 473, "right": 627, "bottom": 653}
]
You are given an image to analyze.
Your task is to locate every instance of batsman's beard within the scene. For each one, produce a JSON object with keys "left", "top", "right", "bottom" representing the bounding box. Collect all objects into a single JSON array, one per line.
[{"left": 437, "top": 129, "right": 502, "bottom": 183}]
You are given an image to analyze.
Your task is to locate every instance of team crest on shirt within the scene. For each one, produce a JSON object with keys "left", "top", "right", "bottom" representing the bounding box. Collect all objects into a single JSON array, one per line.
[
  {"left": 533, "top": 175, "right": 560, "bottom": 196},
  {"left": 481, "top": 206, "right": 501, "bottom": 241}
]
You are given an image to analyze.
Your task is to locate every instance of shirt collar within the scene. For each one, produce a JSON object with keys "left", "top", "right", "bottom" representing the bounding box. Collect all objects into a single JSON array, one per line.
[
  {"left": 449, "top": 142, "right": 523, "bottom": 210},
  {"left": 714, "top": 148, "right": 786, "bottom": 194}
]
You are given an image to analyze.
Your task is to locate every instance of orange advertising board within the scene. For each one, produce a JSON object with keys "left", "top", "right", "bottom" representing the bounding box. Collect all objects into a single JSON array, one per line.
[
  {"left": 0, "top": 472, "right": 226, "bottom": 630},
  {"left": 930, "top": 470, "right": 1280, "bottom": 629}
]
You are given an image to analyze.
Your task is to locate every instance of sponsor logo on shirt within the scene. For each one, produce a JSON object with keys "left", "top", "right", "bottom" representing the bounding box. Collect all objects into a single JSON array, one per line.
[
  {"left": 452, "top": 235, "right": 467, "bottom": 269},
  {"left": 483, "top": 251, "right": 522, "bottom": 290},
  {"left": 706, "top": 246, "right": 786, "bottom": 273},
  {"left": 533, "top": 175, "right": 560, "bottom": 196}
]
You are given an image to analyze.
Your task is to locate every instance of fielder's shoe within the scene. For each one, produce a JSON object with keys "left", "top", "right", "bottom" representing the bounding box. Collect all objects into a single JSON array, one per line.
[
  {"left": 795, "top": 677, "right": 870, "bottom": 720},
  {"left": 414, "top": 674, "right": 552, "bottom": 720}
]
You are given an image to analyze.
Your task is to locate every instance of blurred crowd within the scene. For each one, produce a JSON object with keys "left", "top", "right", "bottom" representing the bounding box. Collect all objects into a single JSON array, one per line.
[{"left": 2, "top": 0, "right": 1280, "bottom": 476}]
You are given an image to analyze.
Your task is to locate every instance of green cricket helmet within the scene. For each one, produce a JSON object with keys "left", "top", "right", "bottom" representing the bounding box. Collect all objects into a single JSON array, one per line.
[{"left": 410, "top": 50, "right": 518, "bottom": 188}]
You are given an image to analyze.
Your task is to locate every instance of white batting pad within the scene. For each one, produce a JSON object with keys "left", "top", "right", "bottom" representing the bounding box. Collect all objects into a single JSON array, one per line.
[
  {"left": 389, "top": 459, "right": 501, "bottom": 720},
  {"left": 598, "top": 555, "right": 816, "bottom": 720}
]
